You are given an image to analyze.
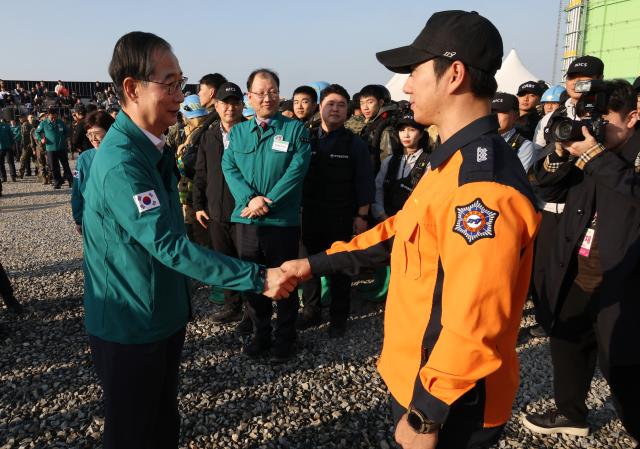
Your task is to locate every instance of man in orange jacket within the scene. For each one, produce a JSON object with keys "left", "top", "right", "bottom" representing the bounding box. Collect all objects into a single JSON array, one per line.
[{"left": 281, "top": 10, "right": 541, "bottom": 449}]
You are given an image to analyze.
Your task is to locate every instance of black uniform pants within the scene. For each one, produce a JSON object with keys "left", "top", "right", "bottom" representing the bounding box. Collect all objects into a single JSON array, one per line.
[
  {"left": 391, "top": 395, "right": 504, "bottom": 449},
  {"left": 46, "top": 150, "right": 73, "bottom": 187},
  {"left": 551, "top": 282, "right": 640, "bottom": 440},
  {"left": 208, "top": 220, "right": 242, "bottom": 310},
  {"left": 0, "top": 261, "right": 15, "bottom": 304},
  {"left": 301, "top": 215, "right": 353, "bottom": 324},
  {"left": 0, "top": 149, "right": 17, "bottom": 180},
  {"left": 88, "top": 327, "right": 186, "bottom": 449},
  {"left": 235, "top": 223, "right": 299, "bottom": 344}
]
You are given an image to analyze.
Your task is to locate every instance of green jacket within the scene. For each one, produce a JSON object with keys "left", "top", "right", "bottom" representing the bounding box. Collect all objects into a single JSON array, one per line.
[
  {"left": 82, "top": 111, "right": 265, "bottom": 344},
  {"left": 0, "top": 122, "right": 14, "bottom": 150},
  {"left": 34, "top": 118, "right": 67, "bottom": 152},
  {"left": 10, "top": 125, "right": 21, "bottom": 144},
  {"left": 71, "top": 148, "right": 97, "bottom": 225},
  {"left": 222, "top": 113, "right": 311, "bottom": 226}
]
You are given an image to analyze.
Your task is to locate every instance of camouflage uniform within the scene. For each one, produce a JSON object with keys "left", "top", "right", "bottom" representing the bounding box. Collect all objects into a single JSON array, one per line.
[
  {"left": 19, "top": 120, "right": 34, "bottom": 178},
  {"left": 31, "top": 120, "right": 50, "bottom": 184}
]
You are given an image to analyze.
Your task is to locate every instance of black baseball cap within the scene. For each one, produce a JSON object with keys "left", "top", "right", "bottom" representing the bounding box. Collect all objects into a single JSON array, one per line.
[
  {"left": 632, "top": 76, "right": 640, "bottom": 93},
  {"left": 566, "top": 56, "right": 604, "bottom": 77},
  {"left": 375, "top": 10, "right": 503, "bottom": 75},
  {"left": 491, "top": 92, "right": 519, "bottom": 113},
  {"left": 396, "top": 113, "right": 425, "bottom": 131},
  {"left": 517, "top": 81, "right": 544, "bottom": 97},
  {"left": 215, "top": 82, "right": 243, "bottom": 101}
]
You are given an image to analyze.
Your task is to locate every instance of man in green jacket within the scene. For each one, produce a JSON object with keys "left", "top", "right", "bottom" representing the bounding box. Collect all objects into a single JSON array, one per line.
[
  {"left": 0, "top": 118, "right": 17, "bottom": 182},
  {"left": 222, "top": 68, "right": 311, "bottom": 363},
  {"left": 34, "top": 108, "right": 73, "bottom": 189},
  {"left": 82, "top": 32, "right": 297, "bottom": 449}
]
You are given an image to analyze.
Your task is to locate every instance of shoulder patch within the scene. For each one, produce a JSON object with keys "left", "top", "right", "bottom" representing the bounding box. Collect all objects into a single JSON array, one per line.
[
  {"left": 133, "top": 190, "right": 160, "bottom": 213},
  {"left": 452, "top": 198, "right": 499, "bottom": 245},
  {"left": 458, "top": 136, "right": 497, "bottom": 185}
]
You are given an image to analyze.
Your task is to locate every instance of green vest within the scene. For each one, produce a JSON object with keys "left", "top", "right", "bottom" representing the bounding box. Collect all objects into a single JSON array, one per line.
[{"left": 82, "top": 111, "right": 264, "bottom": 344}]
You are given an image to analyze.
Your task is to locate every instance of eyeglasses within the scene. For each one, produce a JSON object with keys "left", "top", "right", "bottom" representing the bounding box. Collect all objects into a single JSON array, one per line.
[
  {"left": 86, "top": 130, "right": 106, "bottom": 140},
  {"left": 143, "top": 77, "right": 188, "bottom": 95},
  {"left": 249, "top": 90, "right": 279, "bottom": 100}
]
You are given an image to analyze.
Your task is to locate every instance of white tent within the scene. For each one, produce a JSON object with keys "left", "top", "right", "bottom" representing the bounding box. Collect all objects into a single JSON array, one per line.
[
  {"left": 384, "top": 48, "right": 539, "bottom": 100},
  {"left": 495, "top": 49, "right": 539, "bottom": 95}
]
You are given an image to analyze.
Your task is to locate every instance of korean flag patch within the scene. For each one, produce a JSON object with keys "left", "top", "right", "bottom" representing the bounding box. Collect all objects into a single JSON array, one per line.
[
  {"left": 133, "top": 190, "right": 160, "bottom": 213},
  {"left": 453, "top": 198, "right": 499, "bottom": 245}
]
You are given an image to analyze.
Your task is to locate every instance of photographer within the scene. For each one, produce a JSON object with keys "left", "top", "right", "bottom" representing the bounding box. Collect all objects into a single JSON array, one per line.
[
  {"left": 523, "top": 79, "right": 640, "bottom": 443},
  {"left": 528, "top": 56, "right": 604, "bottom": 338}
]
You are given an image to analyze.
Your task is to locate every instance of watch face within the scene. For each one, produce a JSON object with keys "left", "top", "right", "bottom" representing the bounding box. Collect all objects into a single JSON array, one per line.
[{"left": 407, "top": 410, "right": 423, "bottom": 431}]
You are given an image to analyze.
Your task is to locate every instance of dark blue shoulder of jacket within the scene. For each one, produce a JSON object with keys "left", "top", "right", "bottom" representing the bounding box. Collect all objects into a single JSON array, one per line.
[{"left": 458, "top": 132, "right": 538, "bottom": 209}]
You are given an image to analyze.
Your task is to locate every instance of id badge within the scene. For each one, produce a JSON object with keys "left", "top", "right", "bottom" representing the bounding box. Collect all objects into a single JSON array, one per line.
[
  {"left": 578, "top": 228, "right": 595, "bottom": 257},
  {"left": 272, "top": 140, "right": 289, "bottom": 152}
]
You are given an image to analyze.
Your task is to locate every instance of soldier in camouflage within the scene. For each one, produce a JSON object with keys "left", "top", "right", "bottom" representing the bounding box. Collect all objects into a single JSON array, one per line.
[
  {"left": 31, "top": 113, "right": 50, "bottom": 185},
  {"left": 18, "top": 114, "right": 34, "bottom": 178}
]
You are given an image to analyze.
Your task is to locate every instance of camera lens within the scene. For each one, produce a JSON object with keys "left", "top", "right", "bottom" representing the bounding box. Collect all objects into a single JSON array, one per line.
[{"left": 553, "top": 120, "right": 574, "bottom": 141}]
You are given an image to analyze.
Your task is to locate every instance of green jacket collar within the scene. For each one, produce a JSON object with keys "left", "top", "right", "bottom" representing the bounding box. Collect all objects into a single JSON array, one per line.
[{"left": 113, "top": 110, "right": 163, "bottom": 166}]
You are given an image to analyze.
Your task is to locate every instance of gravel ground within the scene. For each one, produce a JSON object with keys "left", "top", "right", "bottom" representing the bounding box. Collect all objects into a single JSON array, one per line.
[{"left": 0, "top": 171, "right": 637, "bottom": 449}]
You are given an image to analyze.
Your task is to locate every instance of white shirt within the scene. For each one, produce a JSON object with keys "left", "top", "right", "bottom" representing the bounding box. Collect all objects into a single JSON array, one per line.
[
  {"left": 139, "top": 126, "right": 166, "bottom": 153},
  {"left": 220, "top": 123, "right": 230, "bottom": 149},
  {"left": 372, "top": 149, "right": 424, "bottom": 220}
]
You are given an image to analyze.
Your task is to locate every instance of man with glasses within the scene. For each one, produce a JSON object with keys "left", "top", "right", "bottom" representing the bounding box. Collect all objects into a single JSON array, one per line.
[
  {"left": 222, "top": 68, "right": 311, "bottom": 363},
  {"left": 81, "top": 34, "right": 297, "bottom": 449}
]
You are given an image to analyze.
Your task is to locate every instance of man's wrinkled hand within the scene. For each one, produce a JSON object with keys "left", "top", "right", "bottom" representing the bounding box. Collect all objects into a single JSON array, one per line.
[
  {"left": 394, "top": 414, "right": 438, "bottom": 449},
  {"left": 241, "top": 196, "right": 272, "bottom": 218},
  {"left": 564, "top": 126, "right": 598, "bottom": 157},
  {"left": 280, "top": 258, "right": 312, "bottom": 282},
  {"left": 262, "top": 267, "right": 298, "bottom": 300}
]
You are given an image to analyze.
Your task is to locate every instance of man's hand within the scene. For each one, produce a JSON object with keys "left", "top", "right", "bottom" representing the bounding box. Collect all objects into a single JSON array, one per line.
[
  {"left": 75, "top": 224, "right": 82, "bottom": 235},
  {"left": 353, "top": 216, "right": 368, "bottom": 235},
  {"left": 280, "top": 258, "right": 312, "bottom": 282},
  {"left": 394, "top": 414, "right": 438, "bottom": 449},
  {"left": 564, "top": 126, "right": 598, "bottom": 157},
  {"left": 262, "top": 267, "right": 298, "bottom": 300},
  {"left": 195, "top": 210, "right": 210, "bottom": 229},
  {"left": 241, "top": 196, "right": 272, "bottom": 219},
  {"left": 40, "top": 137, "right": 46, "bottom": 144}
]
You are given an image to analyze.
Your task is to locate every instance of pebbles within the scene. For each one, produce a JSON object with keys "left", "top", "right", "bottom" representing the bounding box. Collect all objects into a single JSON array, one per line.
[{"left": 0, "top": 175, "right": 636, "bottom": 448}]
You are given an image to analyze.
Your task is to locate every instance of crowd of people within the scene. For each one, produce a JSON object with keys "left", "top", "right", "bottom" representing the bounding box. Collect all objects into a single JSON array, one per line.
[{"left": 2, "top": 9, "right": 640, "bottom": 449}]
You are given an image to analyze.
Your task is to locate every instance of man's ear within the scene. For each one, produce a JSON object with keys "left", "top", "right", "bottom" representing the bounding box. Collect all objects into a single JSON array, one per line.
[
  {"left": 446, "top": 60, "right": 467, "bottom": 94},
  {"left": 122, "top": 77, "right": 139, "bottom": 104},
  {"left": 626, "top": 109, "right": 638, "bottom": 129}
]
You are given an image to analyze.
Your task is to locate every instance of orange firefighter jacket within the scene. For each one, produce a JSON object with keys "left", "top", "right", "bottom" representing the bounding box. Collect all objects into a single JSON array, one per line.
[{"left": 308, "top": 115, "right": 541, "bottom": 428}]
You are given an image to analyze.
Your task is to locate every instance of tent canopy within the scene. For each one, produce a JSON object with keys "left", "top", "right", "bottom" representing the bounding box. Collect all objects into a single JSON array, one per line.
[{"left": 384, "top": 49, "right": 539, "bottom": 101}]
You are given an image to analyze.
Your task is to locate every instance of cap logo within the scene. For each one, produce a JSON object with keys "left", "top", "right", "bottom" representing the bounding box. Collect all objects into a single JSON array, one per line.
[
  {"left": 493, "top": 98, "right": 503, "bottom": 103},
  {"left": 226, "top": 87, "right": 235, "bottom": 91},
  {"left": 523, "top": 83, "right": 535, "bottom": 89},
  {"left": 574, "top": 62, "right": 588, "bottom": 67},
  {"left": 443, "top": 51, "right": 457, "bottom": 58}
]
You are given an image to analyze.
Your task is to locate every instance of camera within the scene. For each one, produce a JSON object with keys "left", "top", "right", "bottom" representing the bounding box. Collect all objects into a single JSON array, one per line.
[{"left": 545, "top": 79, "right": 609, "bottom": 143}]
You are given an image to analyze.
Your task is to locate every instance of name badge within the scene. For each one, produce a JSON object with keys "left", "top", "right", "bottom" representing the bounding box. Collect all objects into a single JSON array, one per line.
[
  {"left": 272, "top": 138, "right": 289, "bottom": 152},
  {"left": 578, "top": 228, "right": 595, "bottom": 257}
]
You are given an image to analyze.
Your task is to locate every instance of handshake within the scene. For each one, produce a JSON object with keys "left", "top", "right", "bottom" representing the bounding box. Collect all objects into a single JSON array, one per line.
[{"left": 262, "top": 259, "right": 313, "bottom": 300}]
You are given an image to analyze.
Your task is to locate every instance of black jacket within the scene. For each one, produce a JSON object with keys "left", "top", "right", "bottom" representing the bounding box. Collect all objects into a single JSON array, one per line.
[
  {"left": 534, "top": 131, "right": 640, "bottom": 365},
  {"left": 71, "top": 119, "right": 92, "bottom": 153},
  {"left": 192, "top": 120, "right": 241, "bottom": 223}
]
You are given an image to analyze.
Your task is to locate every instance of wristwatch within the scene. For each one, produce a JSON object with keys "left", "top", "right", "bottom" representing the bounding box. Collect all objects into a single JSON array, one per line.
[{"left": 406, "top": 407, "right": 441, "bottom": 434}]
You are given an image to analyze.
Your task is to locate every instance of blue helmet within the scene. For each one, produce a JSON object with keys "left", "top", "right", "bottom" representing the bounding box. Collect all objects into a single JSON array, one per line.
[
  {"left": 306, "top": 81, "right": 330, "bottom": 103},
  {"left": 180, "top": 95, "right": 208, "bottom": 119},
  {"left": 541, "top": 85, "right": 566, "bottom": 103}
]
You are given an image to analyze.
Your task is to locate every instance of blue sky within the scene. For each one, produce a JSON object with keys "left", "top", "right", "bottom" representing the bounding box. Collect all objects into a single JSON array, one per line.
[{"left": 5, "top": 0, "right": 561, "bottom": 96}]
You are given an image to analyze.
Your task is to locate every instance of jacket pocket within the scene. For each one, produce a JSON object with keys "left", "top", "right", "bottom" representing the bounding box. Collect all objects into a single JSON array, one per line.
[{"left": 395, "top": 214, "right": 421, "bottom": 280}]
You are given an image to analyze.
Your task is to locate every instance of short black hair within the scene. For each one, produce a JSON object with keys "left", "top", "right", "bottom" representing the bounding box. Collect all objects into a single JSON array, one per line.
[
  {"left": 320, "top": 84, "right": 350, "bottom": 103},
  {"left": 292, "top": 85, "right": 317, "bottom": 103},
  {"left": 108, "top": 31, "right": 172, "bottom": 104},
  {"left": 433, "top": 57, "right": 497, "bottom": 99},
  {"left": 604, "top": 79, "right": 637, "bottom": 115},
  {"left": 359, "top": 84, "right": 386, "bottom": 102},
  {"left": 247, "top": 68, "right": 280, "bottom": 91},
  {"left": 199, "top": 73, "right": 227, "bottom": 90},
  {"left": 85, "top": 110, "right": 115, "bottom": 131}
]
